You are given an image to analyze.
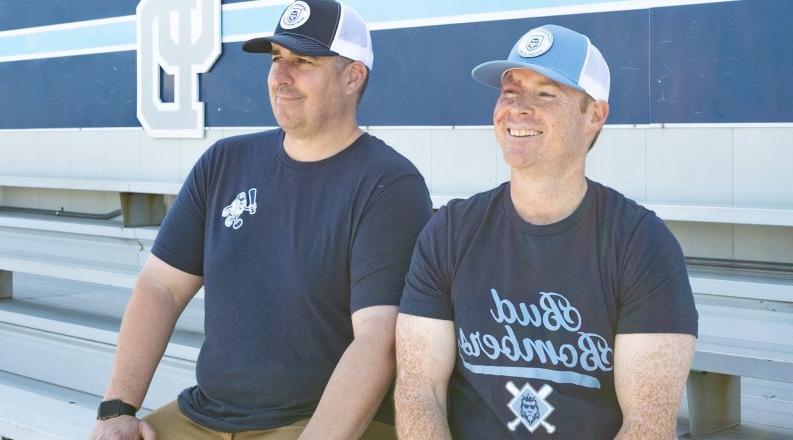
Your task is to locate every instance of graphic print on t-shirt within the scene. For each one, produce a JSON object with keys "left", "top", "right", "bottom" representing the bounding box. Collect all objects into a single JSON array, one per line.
[
  {"left": 506, "top": 381, "right": 556, "bottom": 434},
  {"left": 221, "top": 188, "right": 257, "bottom": 230},
  {"left": 457, "top": 288, "right": 614, "bottom": 433}
]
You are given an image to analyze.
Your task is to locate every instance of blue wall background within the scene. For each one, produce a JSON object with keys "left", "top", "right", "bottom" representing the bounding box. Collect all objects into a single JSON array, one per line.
[{"left": 0, "top": 0, "right": 791, "bottom": 128}]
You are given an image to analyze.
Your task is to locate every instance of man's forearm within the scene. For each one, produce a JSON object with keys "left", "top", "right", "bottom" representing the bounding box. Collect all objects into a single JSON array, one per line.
[
  {"left": 103, "top": 284, "right": 187, "bottom": 408},
  {"left": 394, "top": 381, "right": 451, "bottom": 440},
  {"left": 298, "top": 335, "right": 395, "bottom": 440},
  {"left": 614, "top": 418, "right": 676, "bottom": 440},
  {"left": 613, "top": 333, "right": 694, "bottom": 440}
]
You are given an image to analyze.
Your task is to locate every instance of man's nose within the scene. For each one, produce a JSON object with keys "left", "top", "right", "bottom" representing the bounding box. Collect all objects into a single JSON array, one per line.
[
  {"left": 512, "top": 95, "right": 538, "bottom": 116},
  {"left": 270, "top": 62, "right": 293, "bottom": 84}
]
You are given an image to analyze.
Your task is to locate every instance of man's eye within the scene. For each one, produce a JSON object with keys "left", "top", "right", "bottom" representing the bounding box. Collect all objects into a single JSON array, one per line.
[
  {"left": 538, "top": 91, "right": 556, "bottom": 98},
  {"left": 502, "top": 90, "right": 517, "bottom": 97},
  {"left": 298, "top": 58, "right": 312, "bottom": 64},
  {"left": 271, "top": 56, "right": 281, "bottom": 63}
]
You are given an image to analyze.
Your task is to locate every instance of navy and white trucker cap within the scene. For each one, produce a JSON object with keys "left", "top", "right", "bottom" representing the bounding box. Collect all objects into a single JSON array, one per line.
[
  {"left": 242, "top": 0, "right": 374, "bottom": 69},
  {"left": 471, "top": 24, "right": 610, "bottom": 102}
]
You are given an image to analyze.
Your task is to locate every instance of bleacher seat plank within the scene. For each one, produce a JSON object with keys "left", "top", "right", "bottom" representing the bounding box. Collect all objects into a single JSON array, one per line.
[
  {"left": 429, "top": 195, "right": 793, "bottom": 227},
  {"left": 693, "top": 336, "right": 793, "bottom": 381},
  {"left": 694, "top": 298, "right": 793, "bottom": 381},
  {"left": 0, "top": 309, "right": 199, "bottom": 362},
  {"left": 690, "top": 271, "right": 793, "bottom": 302},
  {"left": 0, "top": 251, "right": 140, "bottom": 289},
  {"left": 0, "top": 176, "right": 181, "bottom": 195},
  {"left": 1, "top": 182, "right": 791, "bottom": 226},
  {"left": 0, "top": 212, "right": 159, "bottom": 240},
  {"left": 643, "top": 203, "right": 793, "bottom": 227},
  {"left": 0, "top": 317, "right": 197, "bottom": 412}
]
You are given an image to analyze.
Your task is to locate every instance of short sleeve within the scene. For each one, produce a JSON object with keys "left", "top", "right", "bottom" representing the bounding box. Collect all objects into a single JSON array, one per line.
[
  {"left": 616, "top": 214, "right": 698, "bottom": 336},
  {"left": 150, "top": 145, "right": 213, "bottom": 276},
  {"left": 349, "top": 174, "right": 432, "bottom": 312},
  {"left": 398, "top": 206, "right": 454, "bottom": 321}
]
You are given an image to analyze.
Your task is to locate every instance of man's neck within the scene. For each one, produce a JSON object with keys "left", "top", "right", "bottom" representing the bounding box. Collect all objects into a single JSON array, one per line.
[
  {"left": 509, "top": 167, "right": 588, "bottom": 226},
  {"left": 283, "top": 121, "right": 363, "bottom": 163}
]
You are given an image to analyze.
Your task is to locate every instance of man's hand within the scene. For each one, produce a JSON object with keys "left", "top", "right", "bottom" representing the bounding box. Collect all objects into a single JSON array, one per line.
[{"left": 90, "top": 415, "right": 157, "bottom": 440}]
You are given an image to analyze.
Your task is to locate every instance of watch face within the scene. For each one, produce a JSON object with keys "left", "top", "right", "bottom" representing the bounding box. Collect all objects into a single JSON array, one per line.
[
  {"left": 98, "top": 399, "right": 122, "bottom": 419},
  {"left": 97, "top": 399, "right": 136, "bottom": 420}
]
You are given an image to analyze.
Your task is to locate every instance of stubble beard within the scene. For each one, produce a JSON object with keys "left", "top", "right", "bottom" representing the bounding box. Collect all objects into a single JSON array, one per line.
[{"left": 274, "top": 105, "right": 306, "bottom": 132}]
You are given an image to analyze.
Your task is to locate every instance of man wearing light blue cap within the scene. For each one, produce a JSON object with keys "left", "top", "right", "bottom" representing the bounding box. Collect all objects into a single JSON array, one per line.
[{"left": 395, "top": 25, "right": 698, "bottom": 439}]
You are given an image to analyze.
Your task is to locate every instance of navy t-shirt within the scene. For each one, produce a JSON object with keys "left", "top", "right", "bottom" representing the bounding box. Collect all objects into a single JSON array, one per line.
[
  {"left": 152, "top": 129, "right": 432, "bottom": 431},
  {"left": 400, "top": 180, "right": 698, "bottom": 439}
]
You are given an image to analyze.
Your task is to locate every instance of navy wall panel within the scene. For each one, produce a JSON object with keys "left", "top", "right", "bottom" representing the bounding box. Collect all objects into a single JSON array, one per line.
[
  {"left": 650, "top": 0, "right": 793, "bottom": 123},
  {"left": 0, "top": 10, "right": 649, "bottom": 128},
  {"left": 0, "top": 0, "right": 250, "bottom": 31},
  {"left": 0, "top": 51, "right": 137, "bottom": 128},
  {"left": 0, "top": 1, "right": 791, "bottom": 128},
  {"left": 202, "top": 45, "right": 276, "bottom": 127},
  {"left": 0, "top": 1, "right": 138, "bottom": 31},
  {"left": 360, "top": 10, "right": 648, "bottom": 126}
]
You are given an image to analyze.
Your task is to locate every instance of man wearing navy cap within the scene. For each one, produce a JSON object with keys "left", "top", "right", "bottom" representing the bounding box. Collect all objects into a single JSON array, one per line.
[
  {"left": 92, "top": 1, "right": 430, "bottom": 439},
  {"left": 395, "top": 25, "right": 698, "bottom": 439}
]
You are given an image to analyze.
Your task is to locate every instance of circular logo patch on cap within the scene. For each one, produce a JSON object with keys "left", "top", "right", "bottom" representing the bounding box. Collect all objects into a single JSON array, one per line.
[
  {"left": 280, "top": 1, "right": 311, "bottom": 29},
  {"left": 517, "top": 28, "right": 554, "bottom": 58}
]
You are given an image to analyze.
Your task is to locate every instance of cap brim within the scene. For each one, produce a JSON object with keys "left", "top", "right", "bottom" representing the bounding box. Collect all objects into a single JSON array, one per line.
[
  {"left": 471, "top": 60, "right": 584, "bottom": 93},
  {"left": 243, "top": 33, "right": 337, "bottom": 57}
]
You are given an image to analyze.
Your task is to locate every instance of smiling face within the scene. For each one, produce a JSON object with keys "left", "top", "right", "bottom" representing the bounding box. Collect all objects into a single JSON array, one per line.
[
  {"left": 267, "top": 44, "right": 350, "bottom": 136},
  {"left": 493, "top": 68, "right": 607, "bottom": 174}
]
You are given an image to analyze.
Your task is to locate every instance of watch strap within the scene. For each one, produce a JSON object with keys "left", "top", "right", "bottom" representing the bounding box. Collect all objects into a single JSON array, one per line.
[{"left": 97, "top": 399, "right": 138, "bottom": 420}]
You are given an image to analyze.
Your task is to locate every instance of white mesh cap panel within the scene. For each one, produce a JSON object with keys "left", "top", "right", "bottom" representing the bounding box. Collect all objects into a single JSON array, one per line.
[
  {"left": 330, "top": 3, "right": 374, "bottom": 68},
  {"left": 578, "top": 40, "right": 610, "bottom": 102}
]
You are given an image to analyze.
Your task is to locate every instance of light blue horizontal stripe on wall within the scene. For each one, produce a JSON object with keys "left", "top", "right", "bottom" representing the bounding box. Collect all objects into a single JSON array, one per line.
[
  {"left": 0, "top": 0, "right": 734, "bottom": 61},
  {"left": 348, "top": 0, "right": 619, "bottom": 22},
  {"left": 221, "top": 5, "right": 281, "bottom": 37},
  {"left": 1, "top": 21, "right": 136, "bottom": 58}
]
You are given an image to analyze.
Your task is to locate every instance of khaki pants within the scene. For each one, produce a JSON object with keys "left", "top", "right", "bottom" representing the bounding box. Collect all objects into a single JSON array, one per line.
[{"left": 144, "top": 401, "right": 396, "bottom": 440}]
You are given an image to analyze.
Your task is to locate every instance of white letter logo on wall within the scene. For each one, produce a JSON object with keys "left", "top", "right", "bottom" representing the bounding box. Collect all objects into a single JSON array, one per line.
[{"left": 137, "top": 0, "right": 221, "bottom": 138}]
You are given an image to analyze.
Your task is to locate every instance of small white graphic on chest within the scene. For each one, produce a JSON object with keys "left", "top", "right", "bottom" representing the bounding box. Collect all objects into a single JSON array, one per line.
[
  {"left": 506, "top": 381, "right": 556, "bottom": 434},
  {"left": 221, "top": 188, "right": 257, "bottom": 230}
]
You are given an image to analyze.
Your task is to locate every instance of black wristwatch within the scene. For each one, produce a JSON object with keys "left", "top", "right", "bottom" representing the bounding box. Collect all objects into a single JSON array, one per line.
[{"left": 97, "top": 399, "right": 138, "bottom": 420}]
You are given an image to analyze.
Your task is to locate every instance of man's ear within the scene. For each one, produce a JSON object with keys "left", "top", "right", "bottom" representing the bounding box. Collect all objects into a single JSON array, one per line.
[
  {"left": 590, "top": 100, "right": 609, "bottom": 127},
  {"left": 345, "top": 61, "right": 367, "bottom": 96}
]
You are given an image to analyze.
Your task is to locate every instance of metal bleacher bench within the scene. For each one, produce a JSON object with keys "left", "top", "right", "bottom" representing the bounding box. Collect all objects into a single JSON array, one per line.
[
  {"left": 0, "top": 187, "right": 789, "bottom": 304},
  {"left": 0, "top": 302, "right": 201, "bottom": 439},
  {"left": 430, "top": 195, "right": 793, "bottom": 227},
  {"left": 0, "top": 175, "right": 195, "bottom": 438},
  {"left": 0, "top": 176, "right": 181, "bottom": 227},
  {"left": 0, "top": 176, "right": 180, "bottom": 299},
  {"left": 0, "top": 215, "right": 150, "bottom": 299},
  {"left": 0, "top": 185, "right": 790, "bottom": 438}
]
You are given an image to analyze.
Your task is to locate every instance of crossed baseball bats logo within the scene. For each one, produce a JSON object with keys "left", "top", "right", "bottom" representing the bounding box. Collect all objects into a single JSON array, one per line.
[{"left": 506, "top": 381, "right": 556, "bottom": 434}]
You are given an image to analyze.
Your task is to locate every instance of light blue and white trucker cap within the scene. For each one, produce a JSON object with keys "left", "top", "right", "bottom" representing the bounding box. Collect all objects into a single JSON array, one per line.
[{"left": 471, "top": 24, "right": 610, "bottom": 102}]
